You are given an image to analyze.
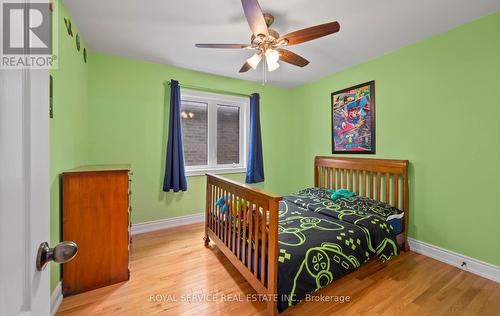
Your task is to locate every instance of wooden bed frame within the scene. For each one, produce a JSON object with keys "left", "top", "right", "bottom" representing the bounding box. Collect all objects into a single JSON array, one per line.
[{"left": 204, "top": 156, "right": 409, "bottom": 315}]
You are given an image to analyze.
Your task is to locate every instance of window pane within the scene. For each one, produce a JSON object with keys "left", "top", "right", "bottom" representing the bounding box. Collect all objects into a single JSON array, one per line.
[
  {"left": 181, "top": 101, "right": 208, "bottom": 166},
  {"left": 217, "top": 104, "right": 240, "bottom": 165}
]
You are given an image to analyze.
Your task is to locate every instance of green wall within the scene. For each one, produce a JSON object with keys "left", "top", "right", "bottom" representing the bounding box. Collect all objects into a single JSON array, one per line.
[
  {"left": 291, "top": 11, "right": 500, "bottom": 266},
  {"left": 86, "top": 53, "right": 304, "bottom": 223},
  {"left": 49, "top": 0, "right": 89, "bottom": 291}
]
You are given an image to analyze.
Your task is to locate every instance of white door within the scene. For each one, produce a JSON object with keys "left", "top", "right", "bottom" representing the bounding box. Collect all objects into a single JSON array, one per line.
[{"left": 0, "top": 66, "right": 51, "bottom": 315}]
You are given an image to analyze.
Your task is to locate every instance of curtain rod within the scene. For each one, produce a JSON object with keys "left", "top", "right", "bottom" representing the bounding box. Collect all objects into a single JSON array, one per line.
[{"left": 166, "top": 82, "right": 251, "bottom": 98}]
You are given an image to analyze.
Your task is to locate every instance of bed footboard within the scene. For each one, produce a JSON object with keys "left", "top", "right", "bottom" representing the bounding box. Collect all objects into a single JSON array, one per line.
[{"left": 205, "top": 174, "right": 281, "bottom": 316}]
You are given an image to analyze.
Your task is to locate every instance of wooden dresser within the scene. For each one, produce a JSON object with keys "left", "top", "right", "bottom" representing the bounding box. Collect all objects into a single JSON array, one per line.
[{"left": 62, "top": 165, "right": 131, "bottom": 296}]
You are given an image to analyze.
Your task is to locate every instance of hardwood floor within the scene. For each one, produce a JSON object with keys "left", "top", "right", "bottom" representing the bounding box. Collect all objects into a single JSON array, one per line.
[{"left": 57, "top": 223, "right": 500, "bottom": 315}]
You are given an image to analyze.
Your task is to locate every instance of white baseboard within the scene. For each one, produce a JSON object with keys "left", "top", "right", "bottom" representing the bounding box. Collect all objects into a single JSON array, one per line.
[
  {"left": 408, "top": 237, "right": 500, "bottom": 283},
  {"left": 51, "top": 281, "right": 63, "bottom": 316},
  {"left": 131, "top": 213, "right": 204, "bottom": 235}
]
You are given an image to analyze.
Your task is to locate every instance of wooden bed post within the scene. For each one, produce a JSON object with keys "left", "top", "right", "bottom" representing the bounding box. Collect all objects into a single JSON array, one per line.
[
  {"left": 267, "top": 198, "right": 279, "bottom": 316},
  {"left": 204, "top": 176, "right": 212, "bottom": 247},
  {"left": 314, "top": 158, "right": 319, "bottom": 187},
  {"left": 402, "top": 166, "right": 410, "bottom": 251}
]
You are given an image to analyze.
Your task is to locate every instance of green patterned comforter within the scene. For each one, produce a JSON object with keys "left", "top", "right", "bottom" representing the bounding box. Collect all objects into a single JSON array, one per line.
[{"left": 277, "top": 189, "right": 399, "bottom": 312}]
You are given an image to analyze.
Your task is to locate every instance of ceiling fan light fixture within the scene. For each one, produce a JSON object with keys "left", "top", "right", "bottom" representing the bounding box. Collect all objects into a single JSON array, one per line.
[
  {"left": 265, "top": 49, "right": 280, "bottom": 72},
  {"left": 267, "top": 60, "right": 280, "bottom": 72},
  {"left": 265, "top": 48, "right": 279, "bottom": 63},
  {"left": 246, "top": 53, "right": 262, "bottom": 69}
]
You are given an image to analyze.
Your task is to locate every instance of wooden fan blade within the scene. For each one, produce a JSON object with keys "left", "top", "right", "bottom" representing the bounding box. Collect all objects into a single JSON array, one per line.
[
  {"left": 241, "top": 0, "right": 269, "bottom": 36},
  {"left": 278, "top": 49, "right": 309, "bottom": 67},
  {"left": 239, "top": 62, "right": 252, "bottom": 73},
  {"left": 195, "top": 44, "right": 249, "bottom": 49},
  {"left": 279, "top": 21, "right": 340, "bottom": 46}
]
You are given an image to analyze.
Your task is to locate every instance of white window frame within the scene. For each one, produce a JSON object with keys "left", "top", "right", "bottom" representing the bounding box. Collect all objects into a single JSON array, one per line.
[{"left": 180, "top": 88, "right": 249, "bottom": 177}]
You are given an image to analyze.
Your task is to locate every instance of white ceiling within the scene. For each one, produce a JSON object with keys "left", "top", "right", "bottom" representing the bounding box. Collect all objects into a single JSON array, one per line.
[{"left": 63, "top": 0, "right": 500, "bottom": 87}]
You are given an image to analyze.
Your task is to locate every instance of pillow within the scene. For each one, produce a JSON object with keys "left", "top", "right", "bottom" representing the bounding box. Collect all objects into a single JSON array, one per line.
[
  {"left": 290, "top": 187, "right": 404, "bottom": 222},
  {"left": 287, "top": 187, "right": 404, "bottom": 235}
]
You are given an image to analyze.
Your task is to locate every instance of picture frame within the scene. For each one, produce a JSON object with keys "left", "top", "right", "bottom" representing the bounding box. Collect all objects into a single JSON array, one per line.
[{"left": 331, "top": 80, "right": 376, "bottom": 154}]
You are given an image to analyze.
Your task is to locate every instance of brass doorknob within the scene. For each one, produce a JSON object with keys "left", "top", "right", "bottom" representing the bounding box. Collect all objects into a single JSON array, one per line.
[{"left": 36, "top": 241, "right": 78, "bottom": 271}]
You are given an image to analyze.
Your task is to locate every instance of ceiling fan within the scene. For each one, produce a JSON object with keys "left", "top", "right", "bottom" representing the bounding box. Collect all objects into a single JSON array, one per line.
[{"left": 195, "top": 0, "right": 340, "bottom": 73}]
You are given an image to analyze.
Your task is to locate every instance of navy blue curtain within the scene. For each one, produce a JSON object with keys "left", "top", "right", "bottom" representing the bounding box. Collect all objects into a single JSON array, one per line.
[
  {"left": 246, "top": 93, "right": 264, "bottom": 183},
  {"left": 163, "top": 80, "right": 187, "bottom": 192}
]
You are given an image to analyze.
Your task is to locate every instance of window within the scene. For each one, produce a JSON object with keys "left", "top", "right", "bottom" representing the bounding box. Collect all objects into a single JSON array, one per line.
[{"left": 180, "top": 89, "right": 248, "bottom": 176}]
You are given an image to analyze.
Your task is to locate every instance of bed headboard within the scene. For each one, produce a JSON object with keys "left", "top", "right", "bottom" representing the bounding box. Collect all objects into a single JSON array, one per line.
[{"left": 314, "top": 156, "right": 409, "bottom": 234}]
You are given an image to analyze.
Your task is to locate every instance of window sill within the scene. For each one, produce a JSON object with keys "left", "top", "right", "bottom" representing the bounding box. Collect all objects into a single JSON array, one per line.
[{"left": 185, "top": 167, "right": 247, "bottom": 177}]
